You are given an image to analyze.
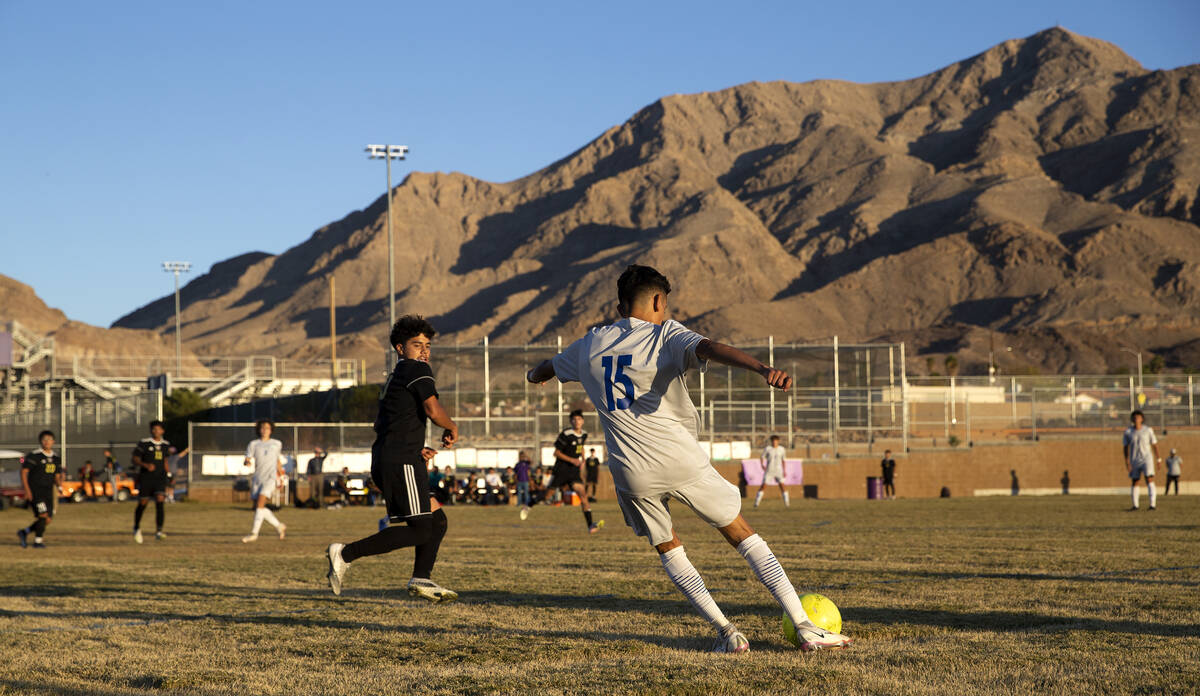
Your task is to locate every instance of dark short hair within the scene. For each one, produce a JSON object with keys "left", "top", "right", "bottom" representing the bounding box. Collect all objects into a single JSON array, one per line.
[
  {"left": 38, "top": 430, "right": 54, "bottom": 441},
  {"left": 149, "top": 420, "right": 165, "bottom": 430},
  {"left": 255, "top": 419, "right": 274, "bottom": 435},
  {"left": 569, "top": 409, "right": 584, "bottom": 419},
  {"left": 1131, "top": 410, "right": 1144, "bottom": 420},
  {"left": 770, "top": 434, "right": 780, "bottom": 441},
  {"left": 617, "top": 265, "right": 671, "bottom": 314},
  {"left": 391, "top": 315, "right": 437, "bottom": 348}
]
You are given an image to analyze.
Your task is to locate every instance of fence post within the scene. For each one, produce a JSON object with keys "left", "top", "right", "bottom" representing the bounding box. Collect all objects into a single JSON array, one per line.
[
  {"left": 866, "top": 347, "right": 873, "bottom": 450},
  {"left": 1189, "top": 375, "right": 1194, "bottom": 426},
  {"left": 483, "top": 335, "right": 491, "bottom": 438},
  {"left": 187, "top": 419, "right": 193, "bottom": 487},
  {"left": 699, "top": 368, "right": 706, "bottom": 429},
  {"left": 768, "top": 335, "right": 776, "bottom": 432},
  {"left": 965, "top": 396, "right": 971, "bottom": 446},
  {"left": 900, "top": 342, "right": 908, "bottom": 454},
  {"left": 1010, "top": 377, "right": 1017, "bottom": 427},
  {"left": 60, "top": 388, "right": 67, "bottom": 473},
  {"left": 1070, "top": 376, "right": 1076, "bottom": 425},
  {"left": 832, "top": 335, "right": 840, "bottom": 457},
  {"left": 1031, "top": 390, "right": 1038, "bottom": 440},
  {"left": 1128, "top": 376, "right": 1135, "bottom": 412},
  {"left": 556, "top": 336, "right": 563, "bottom": 431}
]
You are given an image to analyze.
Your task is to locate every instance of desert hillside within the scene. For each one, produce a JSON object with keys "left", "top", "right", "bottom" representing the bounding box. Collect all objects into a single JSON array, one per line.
[{"left": 112, "top": 28, "right": 1200, "bottom": 374}]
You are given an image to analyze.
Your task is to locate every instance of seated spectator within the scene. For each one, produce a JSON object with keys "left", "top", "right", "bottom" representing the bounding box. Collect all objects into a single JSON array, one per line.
[
  {"left": 79, "top": 460, "right": 96, "bottom": 499},
  {"left": 443, "top": 466, "right": 457, "bottom": 505},
  {"left": 333, "top": 467, "right": 351, "bottom": 505},
  {"left": 430, "top": 465, "right": 448, "bottom": 504},
  {"left": 474, "top": 473, "right": 487, "bottom": 505},
  {"left": 485, "top": 468, "right": 503, "bottom": 506}
]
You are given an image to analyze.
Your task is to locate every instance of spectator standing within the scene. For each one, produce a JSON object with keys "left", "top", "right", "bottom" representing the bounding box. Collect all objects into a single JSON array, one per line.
[
  {"left": 1061, "top": 470, "right": 1070, "bottom": 495},
  {"left": 880, "top": 450, "right": 897, "bottom": 500},
  {"left": 1164, "top": 448, "right": 1182, "bottom": 496},
  {"left": 307, "top": 447, "right": 327, "bottom": 508},
  {"left": 514, "top": 451, "right": 532, "bottom": 511},
  {"left": 443, "top": 466, "right": 457, "bottom": 505},
  {"left": 103, "top": 449, "right": 120, "bottom": 502}
]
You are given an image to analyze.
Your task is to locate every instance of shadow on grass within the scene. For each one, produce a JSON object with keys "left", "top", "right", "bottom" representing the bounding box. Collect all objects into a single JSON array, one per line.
[
  {"left": 844, "top": 606, "right": 1200, "bottom": 638},
  {"left": 816, "top": 565, "right": 1200, "bottom": 590}
]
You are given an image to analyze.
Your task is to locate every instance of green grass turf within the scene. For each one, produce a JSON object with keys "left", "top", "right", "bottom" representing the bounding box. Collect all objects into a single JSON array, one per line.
[{"left": 0, "top": 495, "right": 1197, "bottom": 695}]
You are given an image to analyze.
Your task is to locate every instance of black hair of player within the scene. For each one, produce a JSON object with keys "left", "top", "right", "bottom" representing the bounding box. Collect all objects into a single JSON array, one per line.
[
  {"left": 390, "top": 315, "right": 437, "bottom": 350},
  {"left": 569, "top": 409, "right": 584, "bottom": 419},
  {"left": 149, "top": 420, "right": 165, "bottom": 430},
  {"left": 255, "top": 419, "right": 275, "bottom": 436},
  {"left": 38, "top": 430, "right": 54, "bottom": 441},
  {"left": 617, "top": 265, "right": 671, "bottom": 316},
  {"left": 1130, "top": 410, "right": 1144, "bottom": 421}
]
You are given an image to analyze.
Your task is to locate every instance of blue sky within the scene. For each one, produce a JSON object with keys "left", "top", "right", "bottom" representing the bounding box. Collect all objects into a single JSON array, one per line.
[{"left": 2, "top": 0, "right": 1197, "bottom": 327}]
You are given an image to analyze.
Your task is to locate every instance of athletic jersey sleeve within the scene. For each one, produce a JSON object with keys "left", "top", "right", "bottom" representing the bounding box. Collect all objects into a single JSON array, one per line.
[
  {"left": 552, "top": 337, "right": 585, "bottom": 383},
  {"left": 21, "top": 454, "right": 32, "bottom": 474},
  {"left": 132, "top": 441, "right": 148, "bottom": 464},
  {"left": 245, "top": 441, "right": 255, "bottom": 459},
  {"left": 1149, "top": 428, "right": 1158, "bottom": 445},
  {"left": 1122, "top": 430, "right": 1131, "bottom": 448},
  {"left": 554, "top": 431, "right": 572, "bottom": 454},
  {"left": 661, "top": 320, "right": 707, "bottom": 373},
  {"left": 405, "top": 362, "right": 438, "bottom": 403}
]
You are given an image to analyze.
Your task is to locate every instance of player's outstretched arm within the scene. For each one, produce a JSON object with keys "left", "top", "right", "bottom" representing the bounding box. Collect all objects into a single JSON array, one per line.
[
  {"left": 696, "top": 340, "right": 792, "bottom": 391},
  {"left": 526, "top": 359, "right": 556, "bottom": 384},
  {"left": 423, "top": 395, "right": 459, "bottom": 448}
]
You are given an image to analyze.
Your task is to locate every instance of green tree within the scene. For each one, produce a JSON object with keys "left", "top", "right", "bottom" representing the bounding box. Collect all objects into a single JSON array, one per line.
[
  {"left": 164, "top": 389, "right": 211, "bottom": 420},
  {"left": 944, "top": 355, "right": 959, "bottom": 377},
  {"left": 1146, "top": 355, "right": 1165, "bottom": 374}
]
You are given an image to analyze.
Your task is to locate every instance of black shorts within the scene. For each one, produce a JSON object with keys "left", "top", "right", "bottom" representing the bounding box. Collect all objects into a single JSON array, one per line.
[
  {"left": 30, "top": 492, "right": 54, "bottom": 518},
  {"left": 137, "top": 475, "right": 167, "bottom": 498},
  {"left": 585, "top": 468, "right": 599, "bottom": 484},
  {"left": 549, "top": 464, "right": 582, "bottom": 489},
  {"left": 374, "top": 461, "right": 431, "bottom": 522}
]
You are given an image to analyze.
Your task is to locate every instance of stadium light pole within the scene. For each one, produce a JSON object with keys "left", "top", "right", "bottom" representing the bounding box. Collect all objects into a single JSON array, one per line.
[
  {"left": 365, "top": 144, "right": 408, "bottom": 367},
  {"left": 1120, "top": 347, "right": 1143, "bottom": 392},
  {"left": 162, "top": 261, "right": 191, "bottom": 379}
]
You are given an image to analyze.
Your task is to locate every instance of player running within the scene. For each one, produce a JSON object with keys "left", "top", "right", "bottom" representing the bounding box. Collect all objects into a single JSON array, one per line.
[
  {"left": 241, "top": 420, "right": 288, "bottom": 543},
  {"left": 754, "top": 435, "right": 789, "bottom": 508},
  {"left": 526, "top": 265, "right": 851, "bottom": 653},
  {"left": 1123, "top": 409, "right": 1161, "bottom": 511},
  {"left": 325, "top": 316, "right": 459, "bottom": 602},
  {"left": 132, "top": 420, "right": 172, "bottom": 543},
  {"left": 17, "top": 430, "right": 62, "bottom": 549},
  {"left": 520, "top": 409, "right": 604, "bottom": 533}
]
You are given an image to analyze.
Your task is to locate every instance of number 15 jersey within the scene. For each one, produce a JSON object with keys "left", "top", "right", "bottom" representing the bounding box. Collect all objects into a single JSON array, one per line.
[{"left": 552, "top": 317, "right": 709, "bottom": 497}]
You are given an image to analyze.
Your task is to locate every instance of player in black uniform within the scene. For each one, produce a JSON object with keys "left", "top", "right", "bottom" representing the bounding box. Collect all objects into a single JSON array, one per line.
[
  {"left": 326, "top": 315, "right": 460, "bottom": 602},
  {"left": 17, "top": 430, "right": 62, "bottom": 549},
  {"left": 523, "top": 409, "right": 603, "bottom": 533},
  {"left": 131, "top": 420, "right": 172, "bottom": 543},
  {"left": 584, "top": 447, "right": 601, "bottom": 502}
]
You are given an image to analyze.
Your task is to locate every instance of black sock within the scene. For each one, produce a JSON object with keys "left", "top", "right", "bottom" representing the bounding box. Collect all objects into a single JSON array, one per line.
[
  {"left": 412, "top": 509, "right": 448, "bottom": 580},
  {"left": 32, "top": 518, "right": 47, "bottom": 537},
  {"left": 342, "top": 516, "right": 433, "bottom": 564},
  {"left": 155, "top": 501, "right": 165, "bottom": 531},
  {"left": 584, "top": 510, "right": 593, "bottom": 527},
  {"left": 134, "top": 503, "right": 146, "bottom": 530}
]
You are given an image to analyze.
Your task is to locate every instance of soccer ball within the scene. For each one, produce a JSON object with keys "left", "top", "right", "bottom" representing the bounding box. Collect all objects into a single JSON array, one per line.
[{"left": 783, "top": 593, "right": 842, "bottom": 646}]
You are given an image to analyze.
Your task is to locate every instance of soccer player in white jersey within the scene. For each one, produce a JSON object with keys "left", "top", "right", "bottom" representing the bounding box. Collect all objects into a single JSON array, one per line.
[
  {"left": 242, "top": 420, "right": 288, "bottom": 542},
  {"left": 526, "top": 265, "right": 851, "bottom": 653},
  {"left": 1123, "top": 409, "right": 1161, "bottom": 511},
  {"left": 754, "top": 435, "right": 790, "bottom": 508}
]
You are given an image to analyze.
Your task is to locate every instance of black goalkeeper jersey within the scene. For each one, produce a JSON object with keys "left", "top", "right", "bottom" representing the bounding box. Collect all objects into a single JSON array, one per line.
[
  {"left": 373, "top": 358, "right": 438, "bottom": 460},
  {"left": 22, "top": 450, "right": 61, "bottom": 494}
]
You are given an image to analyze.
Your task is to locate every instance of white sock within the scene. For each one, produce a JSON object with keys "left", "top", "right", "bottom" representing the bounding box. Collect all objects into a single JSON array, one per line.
[
  {"left": 782, "top": 491, "right": 790, "bottom": 507},
  {"left": 1148, "top": 482, "right": 1157, "bottom": 508},
  {"left": 737, "top": 534, "right": 811, "bottom": 628},
  {"left": 660, "top": 547, "right": 730, "bottom": 630},
  {"left": 1131, "top": 484, "right": 1139, "bottom": 508},
  {"left": 34, "top": 537, "right": 44, "bottom": 543},
  {"left": 754, "top": 490, "right": 763, "bottom": 507},
  {"left": 251, "top": 509, "right": 265, "bottom": 536}
]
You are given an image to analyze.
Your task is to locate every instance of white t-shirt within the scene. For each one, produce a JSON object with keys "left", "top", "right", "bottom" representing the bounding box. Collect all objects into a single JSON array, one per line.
[
  {"left": 553, "top": 317, "right": 708, "bottom": 497},
  {"left": 1122, "top": 426, "right": 1157, "bottom": 467},
  {"left": 1166, "top": 455, "right": 1182, "bottom": 477},
  {"left": 762, "top": 445, "right": 786, "bottom": 472},
  {"left": 245, "top": 438, "right": 285, "bottom": 484}
]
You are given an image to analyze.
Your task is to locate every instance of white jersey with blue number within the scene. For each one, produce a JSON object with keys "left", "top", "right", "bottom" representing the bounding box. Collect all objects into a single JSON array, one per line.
[{"left": 552, "top": 317, "right": 709, "bottom": 497}]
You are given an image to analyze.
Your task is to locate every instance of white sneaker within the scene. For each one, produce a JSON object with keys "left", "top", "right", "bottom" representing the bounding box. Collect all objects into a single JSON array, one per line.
[
  {"left": 326, "top": 543, "right": 348, "bottom": 596},
  {"left": 712, "top": 628, "right": 750, "bottom": 654},
  {"left": 133, "top": 529, "right": 143, "bottom": 544},
  {"left": 241, "top": 534, "right": 258, "bottom": 543},
  {"left": 795, "top": 623, "right": 852, "bottom": 651},
  {"left": 407, "top": 577, "right": 458, "bottom": 603},
  {"left": 519, "top": 506, "right": 530, "bottom": 521},
  {"left": 277, "top": 523, "right": 287, "bottom": 540}
]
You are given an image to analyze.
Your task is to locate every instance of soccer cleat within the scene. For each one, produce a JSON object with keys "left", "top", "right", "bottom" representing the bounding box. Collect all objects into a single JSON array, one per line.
[
  {"left": 1148, "top": 506, "right": 1156, "bottom": 511},
  {"left": 155, "top": 531, "right": 166, "bottom": 541},
  {"left": 278, "top": 523, "right": 287, "bottom": 539},
  {"left": 794, "top": 623, "right": 853, "bottom": 652},
  {"left": 32, "top": 541, "right": 46, "bottom": 549},
  {"left": 134, "top": 529, "right": 144, "bottom": 544},
  {"left": 407, "top": 577, "right": 458, "bottom": 603},
  {"left": 241, "top": 534, "right": 258, "bottom": 543},
  {"left": 588, "top": 519, "right": 606, "bottom": 534},
  {"left": 17, "top": 529, "right": 28, "bottom": 548},
  {"left": 519, "top": 506, "right": 530, "bottom": 521},
  {"left": 326, "top": 543, "right": 348, "bottom": 596},
  {"left": 711, "top": 629, "right": 750, "bottom": 654},
  {"left": 1128, "top": 506, "right": 1139, "bottom": 512}
]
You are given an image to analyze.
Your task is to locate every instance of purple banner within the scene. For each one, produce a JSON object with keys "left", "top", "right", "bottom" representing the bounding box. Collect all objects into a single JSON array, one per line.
[{"left": 741, "top": 459, "right": 803, "bottom": 486}]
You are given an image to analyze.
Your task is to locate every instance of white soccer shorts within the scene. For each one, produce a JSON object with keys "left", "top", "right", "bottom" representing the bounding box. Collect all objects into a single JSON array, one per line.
[
  {"left": 616, "top": 467, "right": 742, "bottom": 547},
  {"left": 764, "top": 466, "right": 784, "bottom": 485},
  {"left": 251, "top": 478, "right": 277, "bottom": 500},
  {"left": 1129, "top": 462, "right": 1155, "bottom": 480}
]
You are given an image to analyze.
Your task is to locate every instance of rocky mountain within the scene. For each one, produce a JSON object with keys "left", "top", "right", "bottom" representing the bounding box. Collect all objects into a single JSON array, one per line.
[{"left": 113, "top": 28, "right": 1200, "bottom": 375}]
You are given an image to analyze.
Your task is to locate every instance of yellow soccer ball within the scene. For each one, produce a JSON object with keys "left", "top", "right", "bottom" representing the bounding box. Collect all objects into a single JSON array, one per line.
[{"left": 783, "top": 593, "right": 842, "bottom": 646}]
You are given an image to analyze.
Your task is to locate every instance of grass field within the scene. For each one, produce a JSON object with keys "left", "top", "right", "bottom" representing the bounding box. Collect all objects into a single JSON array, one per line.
[{"left": 1, "top": 494, "right": 1197, "bottom": 695}]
